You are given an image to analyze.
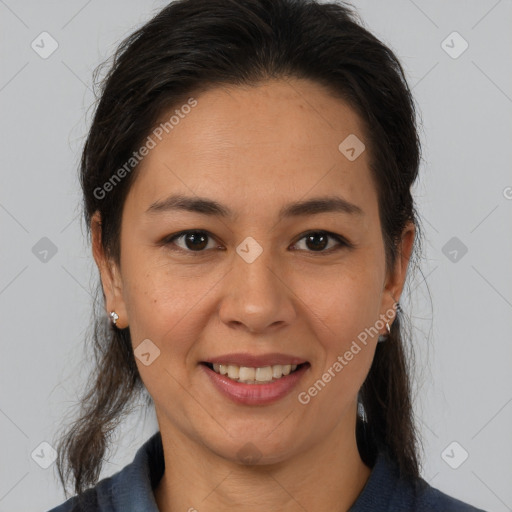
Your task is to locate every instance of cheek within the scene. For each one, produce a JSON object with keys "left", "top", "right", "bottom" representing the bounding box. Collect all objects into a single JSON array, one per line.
[
  {"left": 299, "top": 254, "right": 383, "bottom": 402},
  {"left": 124, "top": 272, "right": 200, "bottom": 344},
  {"left": 121, "top": 246, "right": 223, "bottom": 364},
  {"left": 298, "top": 272, "right": 379, "bottom": 422},
  {"left": 308, "top": 258, "right": 383, "bottom": 341},
  {"left": 122, "top": 260, "right": 210, "bottom": 409}
]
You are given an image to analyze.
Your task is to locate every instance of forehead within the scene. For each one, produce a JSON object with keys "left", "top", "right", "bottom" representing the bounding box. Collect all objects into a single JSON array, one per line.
[{"left": 125, "top": 78, "right": 378, "bottom": 222}]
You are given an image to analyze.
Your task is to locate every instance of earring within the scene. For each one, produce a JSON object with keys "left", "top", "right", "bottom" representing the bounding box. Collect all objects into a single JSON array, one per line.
[
  {"left": 378, "top": 321, "right": 391, "bottom": 343},
  {"left": 109, "top": 311, "right": 119, "bottom": 326}
]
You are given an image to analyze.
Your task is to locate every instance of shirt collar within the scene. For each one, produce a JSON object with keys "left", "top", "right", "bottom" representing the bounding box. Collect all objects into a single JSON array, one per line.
[{"left": 107, "top": 431, "right": 164, "bottom": 511}]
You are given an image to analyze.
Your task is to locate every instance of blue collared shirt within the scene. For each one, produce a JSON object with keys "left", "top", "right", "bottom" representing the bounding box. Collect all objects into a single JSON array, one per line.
[{"left": 47, "top": 431, "right": 487, "bottom": 511}]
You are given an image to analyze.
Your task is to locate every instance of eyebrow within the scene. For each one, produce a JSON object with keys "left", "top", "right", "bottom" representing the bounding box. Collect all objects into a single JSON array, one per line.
[{"left": 145, "top": 194, "right": 364, "bottom": 220}]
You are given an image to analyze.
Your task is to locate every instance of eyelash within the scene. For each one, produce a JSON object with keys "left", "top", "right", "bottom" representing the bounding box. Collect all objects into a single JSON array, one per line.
[{"left": 160, "top": 229, "right": 352, "bottom": 255}]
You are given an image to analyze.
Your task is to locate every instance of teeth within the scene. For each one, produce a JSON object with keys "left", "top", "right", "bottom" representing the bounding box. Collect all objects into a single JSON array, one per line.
[
  {"left": 227, "top": 365, "right": 239, "bottom": 380},
  {"left": 239, "top": 366, "right": 255, "bottom": 381},
  {"left": 255, "top": 366, "right": 273, "bottom": 382},
  {"left": 272, "top": 365, "right": 283, "bottom": 378},
  {"left": 209, "top": 363, "right": 300, "bottom": 383}
]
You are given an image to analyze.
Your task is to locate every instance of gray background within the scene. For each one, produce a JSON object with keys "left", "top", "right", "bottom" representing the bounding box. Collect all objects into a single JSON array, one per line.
[{"left": 1, "top": 1, "right": 511, "bottom": 511}]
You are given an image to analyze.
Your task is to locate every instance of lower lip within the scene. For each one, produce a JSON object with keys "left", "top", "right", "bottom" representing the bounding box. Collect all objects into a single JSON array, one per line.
[{"left": 200, "top": 363, "right": 309, "bottom": 405}]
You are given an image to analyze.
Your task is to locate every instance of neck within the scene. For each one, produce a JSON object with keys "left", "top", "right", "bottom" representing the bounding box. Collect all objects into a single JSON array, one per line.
[{"left": 154, "top": 410, "right": 372, "bottom": 511}]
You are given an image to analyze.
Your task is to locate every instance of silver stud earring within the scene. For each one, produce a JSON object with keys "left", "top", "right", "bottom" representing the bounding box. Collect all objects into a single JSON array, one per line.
[
  {"left": 109, "top": 311, "right": 119, "bottom": 326},
  {"left": 378, "top": 321, "right": 391, "bottom": 343}
]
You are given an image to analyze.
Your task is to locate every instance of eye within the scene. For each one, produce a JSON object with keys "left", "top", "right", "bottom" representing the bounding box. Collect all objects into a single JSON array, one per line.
[
  {"left": 291, "top": 231, "right": 349, "bottom": 253},
  {"left": 162, "top": 230, "right": 220, "bottom": 253},
  {"left": 161, "top": 229, "right": 350, "bottom": 255}
]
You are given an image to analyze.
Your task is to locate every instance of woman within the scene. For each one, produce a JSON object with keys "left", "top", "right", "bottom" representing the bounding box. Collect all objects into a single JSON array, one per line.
[{"left": 47, "top": 0, "right": 486, "bottom": 510}]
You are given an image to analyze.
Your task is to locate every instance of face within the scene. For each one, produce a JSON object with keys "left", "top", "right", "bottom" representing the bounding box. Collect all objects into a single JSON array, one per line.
[{"left": 93, "top": 78, "right": 414, "bottom": 465}]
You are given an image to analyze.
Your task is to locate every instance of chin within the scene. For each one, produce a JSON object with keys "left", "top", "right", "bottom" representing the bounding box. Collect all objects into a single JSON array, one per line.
[{"left": 201, "top": 428, "right": 303, "bottom": 468}]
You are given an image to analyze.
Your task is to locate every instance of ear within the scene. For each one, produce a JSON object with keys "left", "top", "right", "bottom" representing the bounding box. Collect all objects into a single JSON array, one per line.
[
  {"left": 381, "top": 221, "right": 416, "bottom": 323},
  {"left": 91, "top": 211, "right": 129, "bottom": 329}
]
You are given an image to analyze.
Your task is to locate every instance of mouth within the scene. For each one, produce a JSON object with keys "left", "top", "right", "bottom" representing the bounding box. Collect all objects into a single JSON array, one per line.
[
  {"left": 200, "top": 361, "right": 309, "bottom": 384},
  {"left": 198, "top": 351, "right": 311, "bottom": 405},
  {"left": 199, "top": 359, "right": 311, "bottom": 406}
]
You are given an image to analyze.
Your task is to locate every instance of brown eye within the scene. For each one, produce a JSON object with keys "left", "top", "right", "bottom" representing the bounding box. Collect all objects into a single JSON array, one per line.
[
  {"left": 292, "top": 231, "right": 348, "bottom": 253},
  {"left": 162, "top": 229, "right": 349, "bottom": 255},
  {"left": 165, "top": 230, "right": 216, "bottom": 252}
]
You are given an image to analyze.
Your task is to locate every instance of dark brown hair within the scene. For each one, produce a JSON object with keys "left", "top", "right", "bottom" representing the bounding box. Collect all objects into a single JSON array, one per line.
[{"left": 55, "top": 0, "right": 425, "bottom": 499}]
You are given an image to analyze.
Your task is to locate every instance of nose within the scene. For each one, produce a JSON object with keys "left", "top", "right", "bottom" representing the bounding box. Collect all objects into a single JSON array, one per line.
[{"left": 218, "top": 240, "right": 296, "bottom": 334}]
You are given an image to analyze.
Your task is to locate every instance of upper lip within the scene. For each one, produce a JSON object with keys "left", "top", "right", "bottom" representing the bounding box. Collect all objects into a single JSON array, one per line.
[{"left": 203, "top": 353, "right": 308, "bottom": 367}]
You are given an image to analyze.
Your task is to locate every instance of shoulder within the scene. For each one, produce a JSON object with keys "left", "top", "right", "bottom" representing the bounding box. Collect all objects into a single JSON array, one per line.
[
  {"left": 393, "top": 474, "right": 488, "bottom": 512},
  {"left": 45, "top": 486, "right": 101, "bottom": 512},
  {"left": 45, "top": 476, "right": 117, "bottom": 512},
  {"left": 351, "top": 450, "right": 488, "bottom": 512},
  {"left": 46, "top": 431, "right": 164, "bottom": 512},
  {"left": 45, "top": 468, "right": 134, "bottom": 512}
]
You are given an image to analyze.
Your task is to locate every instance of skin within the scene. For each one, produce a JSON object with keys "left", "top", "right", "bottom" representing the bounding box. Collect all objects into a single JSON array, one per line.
[{"left": 92, "top": 78, "right": 415, "bottom": 511}]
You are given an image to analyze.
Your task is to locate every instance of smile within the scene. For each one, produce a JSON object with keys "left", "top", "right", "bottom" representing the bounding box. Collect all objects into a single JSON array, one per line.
[
  {"left": 204, "top": 362, "right": 305, "bottom": 384},
  {"left": 200, "top": 361, "right": 310, "bottom": 405}
]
